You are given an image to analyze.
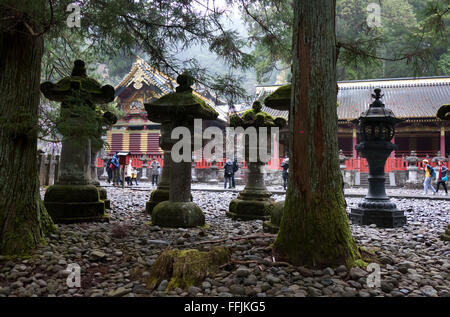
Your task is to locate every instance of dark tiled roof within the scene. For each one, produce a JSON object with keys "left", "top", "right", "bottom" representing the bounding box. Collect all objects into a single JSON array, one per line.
[{"left": 250, "top": 77, "right": 450, "bottom": 120}]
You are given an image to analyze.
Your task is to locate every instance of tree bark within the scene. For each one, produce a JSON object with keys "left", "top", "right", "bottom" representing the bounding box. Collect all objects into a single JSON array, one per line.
[
  {"left": 273, "top": 0, "right": 359, "bottom": 267},
  {"left": 0, "top": 1, "right": 55, "bottom": 255}
]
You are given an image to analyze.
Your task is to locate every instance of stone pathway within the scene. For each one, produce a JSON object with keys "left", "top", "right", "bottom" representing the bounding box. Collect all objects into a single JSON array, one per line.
[{"left": 0, "top": 187, "right": 448, "bottom": 297}]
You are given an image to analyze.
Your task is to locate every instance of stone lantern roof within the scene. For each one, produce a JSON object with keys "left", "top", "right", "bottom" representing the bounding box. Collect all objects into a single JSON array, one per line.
[
  {"left": 230, "top": 101, "right": 286, "bottom": 128},
  {"left": 352, "top": 88, "right": 403, "bottom": 124},
  {"left": 437, "top": 104, "right": 450, "bottom": 121},
  {"left": 263, "top": 84, "right": 291, "bottom": 111},
  {"left": 40, "top": 60, "right": 115, "bottom": 104},
  {"left": 144, "top": 73, "right": 219, "bottom": 123}
]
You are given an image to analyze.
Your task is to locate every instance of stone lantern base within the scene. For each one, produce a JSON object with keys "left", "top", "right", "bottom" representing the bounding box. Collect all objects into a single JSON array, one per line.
[
  {"left": 263, "top": 200, "right": 284, "bottom": 233},
  {"left": 350, "top": 200, "right": 406, "bottom": 228},
  {"left": 227, "top": 189, "right": 275, "bottom": 220},
  {"left": 152, "top": 201, "right": 205, "bottom": 227},
  {"left": 145, "top": 188, "right": 169, "bottom": 214},
  {"left": 44, "top": 184, "right": 108, "bottom": 223},
  {"left": 96, "top": 186, "right": 110, "bottom": 209}
]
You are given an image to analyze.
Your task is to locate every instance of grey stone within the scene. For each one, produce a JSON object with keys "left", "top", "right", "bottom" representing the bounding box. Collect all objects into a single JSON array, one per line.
[
  {"left": 349, "top": 267, "right": 367, "bottom": 280},
  {"left": 157, "top": 280, "right": 168, "bottom": 291},
  {"left": 91, "top": 250, "right": 106, "bottom": 259},
  {"left": 420, "top": 286, "right": 437, "bottom": 297},
  {"left": 108, "top": 287, "right": 132, "bottom": 297},
  {"left": 188, "top": 286, "right": 201, "bottom": 296},
  {"left": 229, "top": 285, "right": 245, "bottom": 295},
  {"left": 236, "top": 266, "right": 251, "bottom": 278}
]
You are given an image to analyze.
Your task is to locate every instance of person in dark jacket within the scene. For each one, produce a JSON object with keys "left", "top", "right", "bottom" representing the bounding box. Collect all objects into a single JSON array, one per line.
[
  {"left": 281, "top": 157, "right": 289, "bottom": 190},
  {"left": 106, "top": 158, "right": 113, "bottom": 183},
  {"left": 224, "top": 160, "right": 234, "bottom": 189},
  {"left": 111, "top": 153, "right": 121, "bottom": 186},
  {"left": 231, "top": 158, "right": 240, "bottom": 188},
  {"left": 435, "top": 160, "right": 448, "bottom": 195}
]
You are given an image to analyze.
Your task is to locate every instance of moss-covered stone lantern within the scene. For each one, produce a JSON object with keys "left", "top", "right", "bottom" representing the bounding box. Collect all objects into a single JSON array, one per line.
[
  {"left": 40, "top": 60, "right": 115, "bottom": 223},
  {"left": 227, "top": 101, "right": 286, "bottom": 220},
  {"left": 144, "top": 73, "right": 218, "bottom": 227},
  {"left": 349, "top": 88, "right": 406, "bottom": 228},
  {"left": 262, "top": 85, "right": 291, "bottom": 231}
]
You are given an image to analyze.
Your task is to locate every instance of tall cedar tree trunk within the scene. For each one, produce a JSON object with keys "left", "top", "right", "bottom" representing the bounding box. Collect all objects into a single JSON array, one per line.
[
  {"left": 0, "top": 1, "right": 55, "bottom": 255},
  {"left": 273, "top": 0, "right": 359, "bottom": 267}
]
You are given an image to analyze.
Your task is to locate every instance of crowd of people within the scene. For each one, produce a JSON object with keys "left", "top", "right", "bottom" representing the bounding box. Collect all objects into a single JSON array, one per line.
[{"left": 105, "top": 153, "right": 161, "bottom": 187}]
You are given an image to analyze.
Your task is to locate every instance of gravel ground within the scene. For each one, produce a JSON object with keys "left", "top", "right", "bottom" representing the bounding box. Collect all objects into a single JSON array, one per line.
[{"left": 0, "top": 186, "right": 448, "bottom": 297}]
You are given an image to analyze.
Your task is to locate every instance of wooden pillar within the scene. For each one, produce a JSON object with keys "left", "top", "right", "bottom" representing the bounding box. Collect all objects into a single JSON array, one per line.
[
  {"left": 352, "top": 128, "right": 357, "bottom": 159},
  {"left": 441, "top": 127, "right": 446, "bottom": 157}
]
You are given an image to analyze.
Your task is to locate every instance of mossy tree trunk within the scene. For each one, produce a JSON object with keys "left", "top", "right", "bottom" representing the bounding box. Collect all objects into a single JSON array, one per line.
[
  {"left": 273, "top": 0, "right": 359, "bottom": 267},
  {"left": 0, "top": 1, "right": 55, "bottom": 255}
]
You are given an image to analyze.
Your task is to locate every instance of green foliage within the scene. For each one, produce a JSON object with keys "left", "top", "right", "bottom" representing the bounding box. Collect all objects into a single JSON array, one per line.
[{"left": 241, "top": 0, "right": 449, "bottom": 82}]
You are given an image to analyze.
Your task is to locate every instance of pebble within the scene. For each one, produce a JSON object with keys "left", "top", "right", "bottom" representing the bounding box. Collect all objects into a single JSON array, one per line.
[
  {"left": 108, "top": 287, "right": 132, "bottom": 297},
  {"left": 0, "top": 185, "right": 443, "bottom": 298}
]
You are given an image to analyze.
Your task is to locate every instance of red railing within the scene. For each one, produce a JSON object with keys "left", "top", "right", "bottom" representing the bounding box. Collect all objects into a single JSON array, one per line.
[
  {"left": 97, "top": 155, "right": 449, "bottom": 172},
  {"left": 345, "top": 157, "right": 449, "bottom": 172}
]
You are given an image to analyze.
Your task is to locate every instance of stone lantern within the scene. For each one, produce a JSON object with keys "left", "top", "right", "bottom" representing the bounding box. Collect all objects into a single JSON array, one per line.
[
  {"left": 404, "top": 150, "right": 421, "bottom": 188},
  {"left": 227, "top": 101, "right": 286, "bottom": 220},
  {"left": 261, "top": 85, "right": 290, "bottom": 231},
  {"left": 40, "top": 60, "right": 115, "bottom": 223},
  {"left": 139, "top": 154, "right": 151, "bottom": 181},
  {"left": 144, "top": 73, "right": 218, "bottom": 227},
  {"left": 349, "top": 88, "right": 406, "bottom": 228}
]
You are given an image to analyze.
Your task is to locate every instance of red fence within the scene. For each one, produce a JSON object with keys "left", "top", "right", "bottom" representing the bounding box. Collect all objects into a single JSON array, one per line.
[
  {"left": 345, "top": 157, "right": 450, "bottom": 173},
  {"left": 97, "top": 155, "right": 449, "bottom": 172}
]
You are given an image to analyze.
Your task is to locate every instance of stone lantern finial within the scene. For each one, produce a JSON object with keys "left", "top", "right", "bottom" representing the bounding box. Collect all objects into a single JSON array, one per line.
[
  {"left": 71, "top": 59, "right": 87, "bottom": 77},
  {"left": 176, "top": 72, "right": 194, "bottom": 93},
  {"left": 252, "top": 100, "right": 262, "bottom": 113}
]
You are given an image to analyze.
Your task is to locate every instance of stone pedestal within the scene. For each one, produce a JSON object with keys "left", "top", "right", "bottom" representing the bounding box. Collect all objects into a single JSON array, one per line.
[
  {"left": 404, "top": 165, "right": 421, "bottom": 188},
  {"left": 146, "top": 150, "right": 171, "bottom": 213},
  {"left": 234, "top": 168, "right": 244, "bottom": 185},
  {"left": 208, "top": 161, "right": 219, "bottom": 184},
  {"left": 100, "top": 158, "right": 108, "bottom": 180},
  {"left": 44, "top": 137, "right": 108, "bottom": 223},
  {"left": 191, "top": 161, "right": 198, "bottom": 183},
  {"left": 263, "top": 200, "right": 284, "bottom": 233},
  {"left": 152, "top": 154, "right": 204, "bottom": 227},
  {"left": 227, "top": 162, "right": 275, "bottom": 220},
  {"left": 349, "top": 142, "right": 406, "bottom": 227},
  {"left": 141, "top": 162, "right": 149, "bottom": 180}
]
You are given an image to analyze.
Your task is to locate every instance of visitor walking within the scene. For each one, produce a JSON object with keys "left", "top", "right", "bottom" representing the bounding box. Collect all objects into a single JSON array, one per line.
[
  {"left": 422, "top": 159, "right": 436, "bottom": 195},
  {"left": 125, "top": 163, "right": 132, "bottom": 186},
  {"left": 231, "top": 158, "right": 240, "bottom": 188},
  {"left": 132, "top": 167, "right": 139, "bottom": 186},
  {"left": 111, "top": 152, "right": 121, "bottom": 186},
  {"left": 106, "top": 158, "right": 113, "bottom": 183},
  {"left": 281, "top": 157, "right": 289, "bottom": 190},
  {"left": 224, "top": 160, "right": 233, "bottom": 189},
  {"left": 435, "top": 160, "right": 448, "bottom": 196},
  {"left": 150, "top": 158, "right": 161, "bottom": 186}
]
